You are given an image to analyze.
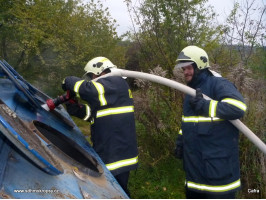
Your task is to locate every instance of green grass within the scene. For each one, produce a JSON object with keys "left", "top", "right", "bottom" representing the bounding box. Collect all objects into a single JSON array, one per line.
[{"left": 128, "top": 155, "right": 186, "bottom": 199}]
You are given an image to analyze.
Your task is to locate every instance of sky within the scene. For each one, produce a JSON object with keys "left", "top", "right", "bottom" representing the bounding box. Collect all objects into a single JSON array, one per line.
[{"left": 98, "top": 0, "right": 236, "bottom": 36}]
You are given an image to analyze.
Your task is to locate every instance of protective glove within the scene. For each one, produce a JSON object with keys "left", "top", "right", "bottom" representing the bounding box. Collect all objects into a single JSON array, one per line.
[
  {"left": 189, "top": 88, "right": 206, "bottom": 114},
  {"left": 65, "top": 101, "right": 86, "bottom": 119}
]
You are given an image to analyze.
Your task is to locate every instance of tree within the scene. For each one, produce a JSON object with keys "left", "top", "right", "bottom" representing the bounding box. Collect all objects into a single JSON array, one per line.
[
  {"left": 122, "top": 2, "right": 224, "bottom": 198},
  {"left": 125, "top": 0, "right": 222, "bottom": 73},
  {"left": 222, "top": 0, "right": 265, "bottom": 66},
  {"left": 124, "top": 0, "right": 266, "bottom": 198},
  {"left": 0, "top": 0, "right": 125, "bottom": 96},
  {"left": 123, "top": 0, "right": 223, "bottom": 153}
]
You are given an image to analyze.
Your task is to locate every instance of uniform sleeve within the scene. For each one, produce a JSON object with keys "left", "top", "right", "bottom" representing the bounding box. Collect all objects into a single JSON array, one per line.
[
  {"left": 65, "top": 102, "right": 92, "bottom": 122},
  {"left": 201, "top": 78, "right": 247, "bottom": 120},
  {"left": 64, "top": 76, "right": 105, "bottom": 108}
]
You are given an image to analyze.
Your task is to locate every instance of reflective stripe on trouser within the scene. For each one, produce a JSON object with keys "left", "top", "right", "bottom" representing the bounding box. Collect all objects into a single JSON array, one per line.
[
  {"left": 106, "top": 156, "right": 138, "bottom": 171},
  {"left": 96, "top": 106, "right": 134, "bottom": 118},
  {"left": 186, "top": 179, "right": 241, "bottom": 193}
]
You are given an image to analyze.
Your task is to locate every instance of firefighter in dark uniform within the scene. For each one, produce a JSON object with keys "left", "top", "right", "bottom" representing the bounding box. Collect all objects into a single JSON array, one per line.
[
  {"left": 62, "top": 57, "right": 138, "bottom": 197},
  {"left": 174, "top": 46, "right": 247, "bottom": 199}
]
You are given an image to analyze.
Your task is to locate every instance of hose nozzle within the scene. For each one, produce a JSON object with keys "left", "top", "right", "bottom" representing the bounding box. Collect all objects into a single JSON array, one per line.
[{"left": 44, "top": 90, "right": 74, "bottom": 111}]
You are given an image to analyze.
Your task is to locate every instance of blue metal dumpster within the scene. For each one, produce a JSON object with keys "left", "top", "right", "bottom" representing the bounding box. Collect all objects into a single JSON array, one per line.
[{"left": 0, "top": 60, "right": 128, "bottom": 199}]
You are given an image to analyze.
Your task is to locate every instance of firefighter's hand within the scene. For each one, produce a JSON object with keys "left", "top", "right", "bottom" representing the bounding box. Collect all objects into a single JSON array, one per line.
[
  {"left": 65, "top": 101, "right": 86, "bottom": 118},
  {"left": 66, "top": 90, "right": 76, "bottom": 100},
  {"left": 189, "top": 88, "right": 205, "bottom": 114}
]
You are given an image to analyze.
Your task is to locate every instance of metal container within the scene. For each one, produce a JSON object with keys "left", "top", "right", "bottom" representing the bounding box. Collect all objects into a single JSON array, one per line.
[{"left": 0, "top": 60, "right": 127, "bottom": 199}]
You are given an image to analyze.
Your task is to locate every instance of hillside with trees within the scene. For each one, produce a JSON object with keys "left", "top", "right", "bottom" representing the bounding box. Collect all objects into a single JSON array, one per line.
[{"left": 0, "top": 0, "right": 265, "bottom": 198}]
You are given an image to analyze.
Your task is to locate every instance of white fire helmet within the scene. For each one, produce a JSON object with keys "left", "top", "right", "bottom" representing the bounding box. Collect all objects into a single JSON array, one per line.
[
  {"left": 83, "top": 57, "right": 117, "bottom": 80},
  {"left": 175, "top": 45, "right": 210, "bottom": 70}
]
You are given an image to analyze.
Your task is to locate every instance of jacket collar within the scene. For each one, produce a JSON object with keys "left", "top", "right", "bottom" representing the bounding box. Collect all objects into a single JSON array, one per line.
[{"left": 188, "top": 69, "right": 209, "bottom": 88}]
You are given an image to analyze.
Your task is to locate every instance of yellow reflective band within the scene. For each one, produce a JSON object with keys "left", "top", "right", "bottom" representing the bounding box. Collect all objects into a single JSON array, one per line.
[
  {"left": 187, "top": 179, "right": 241, "bottom": 192},
  {"left": 209, "top": 100, "right": 218, "bottom": 117},
  {"left": 182, "top": 116, "right": 224, "bottom": 122},
  {"left": 99, "top": 57, "right": 109, "bottom": 62},
  {"left": 92, "top": 81, "right": 107, "bottom": 106},
  {"left": 96, "top": 106, "right": 134, "bottom": 118},
  {"left": 83, "top": 104, "right": 91, "bottom": 121},
  {"left": 221, "top": 98, "right": 247, "bottom": 111},
  {"left": 74, "top": 80, "right": 85, "bottom": 98},
  {"left": 106, "top": 156, "right": 138, "bottom": 171},
  {"left": 128, "top": 89, "right": 133, "bottom": 98},
  {"left": 179, "top": 129, "right": 182, "bottom": 135},
  {"left": 90, "top": 118, "right": 94, "bottom": 125}
]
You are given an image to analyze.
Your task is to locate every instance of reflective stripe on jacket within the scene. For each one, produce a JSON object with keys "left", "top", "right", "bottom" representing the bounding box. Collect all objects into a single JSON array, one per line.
[
  {"left": 65, "top": 76, "right": 138, "bottom": 176},
  {"left": 181, "top": 70, "right": 246, "bottom": 194}
]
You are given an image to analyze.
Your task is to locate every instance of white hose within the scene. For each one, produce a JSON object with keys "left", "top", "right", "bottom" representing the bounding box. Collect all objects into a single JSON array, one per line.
[{"left": 97, "top": 69, "right": 266, "bottom": 155}]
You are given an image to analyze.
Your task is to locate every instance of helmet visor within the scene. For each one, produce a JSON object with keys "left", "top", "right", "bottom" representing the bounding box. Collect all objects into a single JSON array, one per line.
[{"left": 175, "top": 61, "right": 194, "bottom": 69}]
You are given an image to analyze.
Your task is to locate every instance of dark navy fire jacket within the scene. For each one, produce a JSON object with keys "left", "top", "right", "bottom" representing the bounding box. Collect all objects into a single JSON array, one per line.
[
  {"left": 177, "top": 69, "right": 246, "bottom": 194},
  {"left": 64, "top": 76, "right": 138, "bottom": 176}
]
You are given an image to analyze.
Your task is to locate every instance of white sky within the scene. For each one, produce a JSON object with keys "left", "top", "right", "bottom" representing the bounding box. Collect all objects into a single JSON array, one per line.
[
  {"left": 82, "top": 0, "right": 264, "bottom": 36},
  {"left": 99, "top": 0, "right": 235, "bottom": 36}
]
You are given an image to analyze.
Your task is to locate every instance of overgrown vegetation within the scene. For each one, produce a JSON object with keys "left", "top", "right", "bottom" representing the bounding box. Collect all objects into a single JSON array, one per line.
[
  {"left": 124, "top": 0, "right": 265, "bottom": 198},
  {"left": 0, "top": 0, "right": 126, "bottom": 96},
  {"left": 0, "top": 0, "right": 265, "bottom": 198},
  {"left": 129, "top": 155, "right": 186, "bottom": 199}
]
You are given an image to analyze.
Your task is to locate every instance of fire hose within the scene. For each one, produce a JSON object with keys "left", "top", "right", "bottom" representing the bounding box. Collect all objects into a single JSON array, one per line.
[{"left": 97, "top": 68, "right": 266, "bottom": 155}]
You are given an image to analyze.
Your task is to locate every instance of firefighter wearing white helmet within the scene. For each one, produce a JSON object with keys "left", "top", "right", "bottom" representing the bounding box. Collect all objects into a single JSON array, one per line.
[
  {"left": 83, "top": 57, "right": 117, "bottom": 80},
  {"left": 174, "top": 46, "right": 247, "bottom": 199},
  {"left": 175, "top": 46, "right": 221, "bottom": 83},
  {"left": 62, "top": 57, "right": 138, "bottom": 197},
  {"left": 175, "top": 45, "right": 209, "bottom": 69}
]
